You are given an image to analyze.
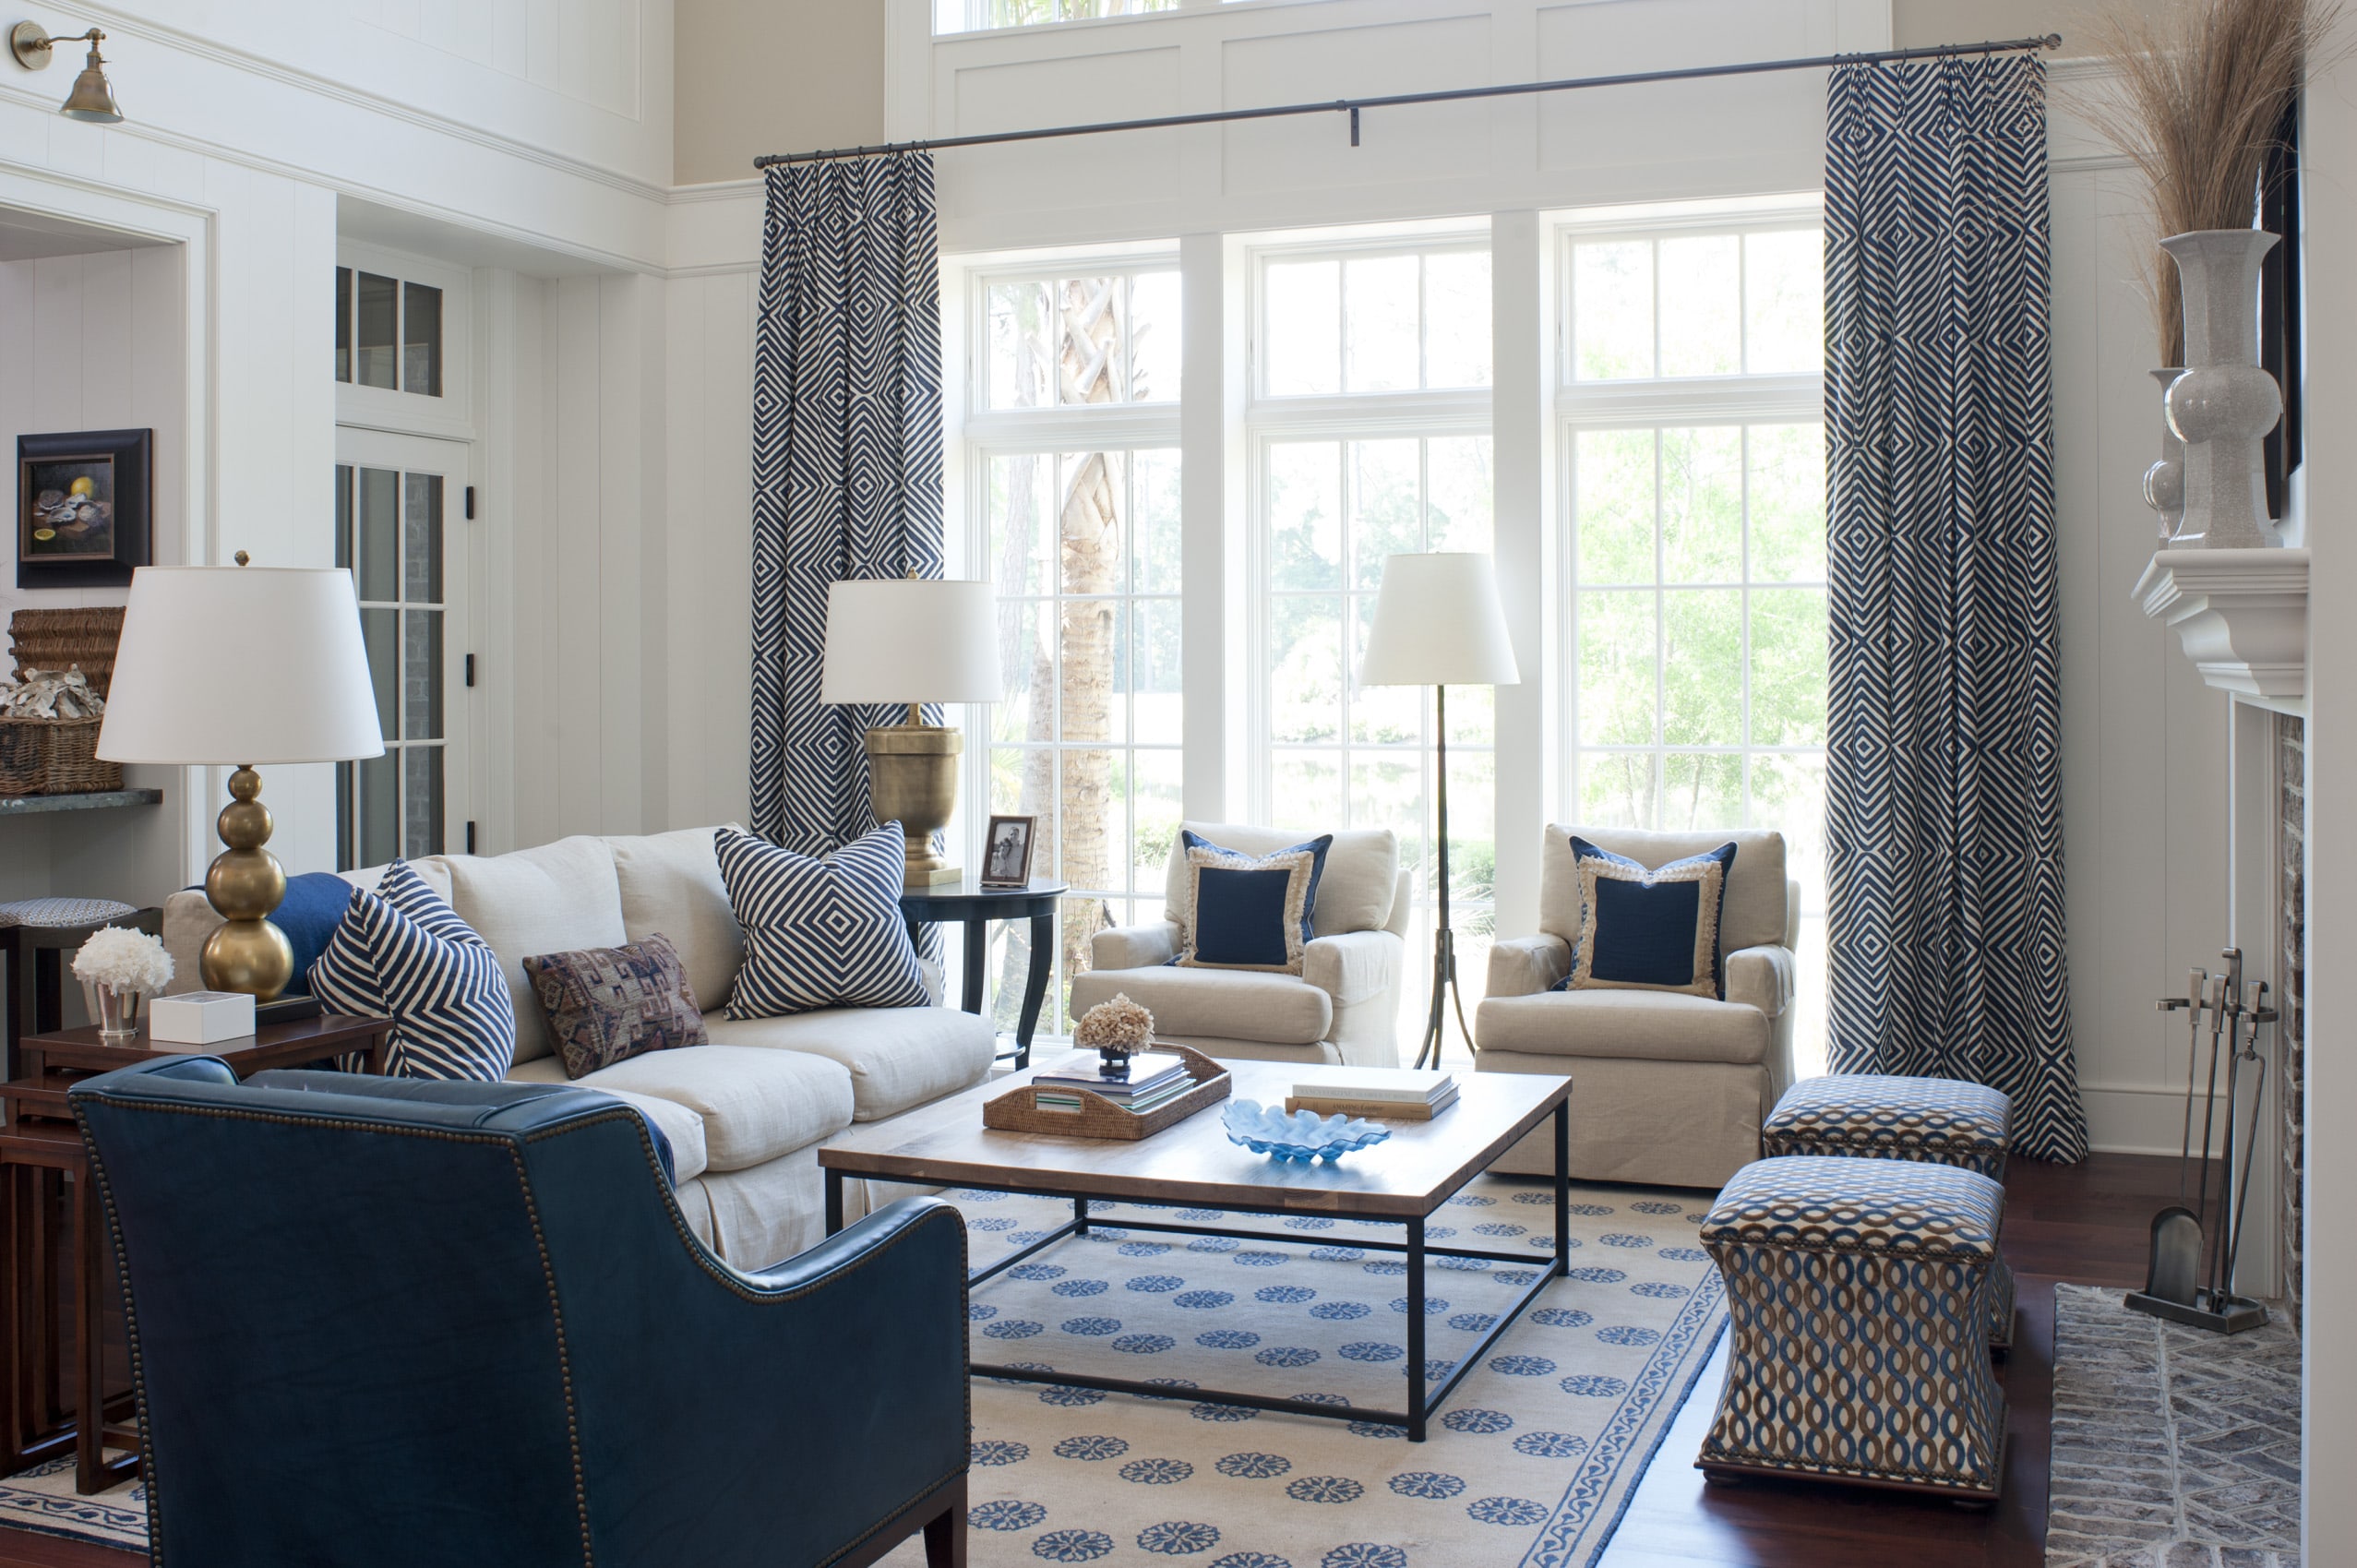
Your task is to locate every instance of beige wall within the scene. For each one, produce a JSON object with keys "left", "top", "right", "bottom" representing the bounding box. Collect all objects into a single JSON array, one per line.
[
  {"left": 675, "top": 0, "right": 888, "bottom": 185},
  {"left": 1895, "top": 0, "right": 2170, "bottom": 55}
]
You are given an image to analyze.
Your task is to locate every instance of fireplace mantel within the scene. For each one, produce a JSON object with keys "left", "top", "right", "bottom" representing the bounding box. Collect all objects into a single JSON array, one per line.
[{"left": 2134, "top": 546, "right": 2310, "bottom": 715}]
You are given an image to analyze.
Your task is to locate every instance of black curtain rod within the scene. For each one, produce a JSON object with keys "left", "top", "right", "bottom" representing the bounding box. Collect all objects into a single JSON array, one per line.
[{"left": 753, "top": 32, "right": 2061, "bottom": 169}]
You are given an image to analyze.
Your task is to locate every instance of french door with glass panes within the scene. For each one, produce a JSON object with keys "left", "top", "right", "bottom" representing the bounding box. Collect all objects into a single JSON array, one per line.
[{"left": 333, "top": 428, "right": 470, "bottom": 870}]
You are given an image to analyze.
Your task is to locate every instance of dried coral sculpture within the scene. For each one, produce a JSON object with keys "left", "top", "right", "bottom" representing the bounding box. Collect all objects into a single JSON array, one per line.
[{"left": 1073, "top": 991, "right": 1155, "bottom": 1081}]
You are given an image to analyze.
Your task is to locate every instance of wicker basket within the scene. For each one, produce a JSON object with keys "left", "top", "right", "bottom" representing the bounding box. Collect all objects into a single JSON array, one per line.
[
  {"left": 8, "top": 606, "right": 126, "bottom": 698},
  {"left": 0, "top": 715, "right": 121, "bottom": 796}
]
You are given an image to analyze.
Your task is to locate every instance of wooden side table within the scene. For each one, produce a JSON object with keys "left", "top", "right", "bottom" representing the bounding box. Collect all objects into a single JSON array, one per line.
[
  {"left": 0, "top": 906, "right": 162, "bottom": 1082},
  {"left": 900, "top": 879, "right": 1068, "bottom": 1070},
  {"left": 2, "top": 1013, "right": 396, "bottom": 1493}
]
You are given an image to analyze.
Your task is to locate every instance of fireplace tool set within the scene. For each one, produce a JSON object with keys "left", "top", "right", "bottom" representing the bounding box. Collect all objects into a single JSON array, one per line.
[{"left": 2126, "top": 945, "right": 2275, "bottom": 1334}]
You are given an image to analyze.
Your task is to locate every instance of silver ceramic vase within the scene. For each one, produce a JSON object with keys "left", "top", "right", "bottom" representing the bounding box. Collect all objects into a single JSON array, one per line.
[
  {"left": 2145, "top": 367, "right": 2186, "bottom": 543},
  {"left": 2160, "top": 230, "right": 2282, "bottom": 548}
]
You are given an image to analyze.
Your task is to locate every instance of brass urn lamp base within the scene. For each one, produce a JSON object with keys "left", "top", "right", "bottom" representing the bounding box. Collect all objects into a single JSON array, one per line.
[
  {"left": 864, "top": 706, "right": 963, "bottom": 887},
  {"left": 198, "top": 764, "right": 293, "bottom": 1000}
]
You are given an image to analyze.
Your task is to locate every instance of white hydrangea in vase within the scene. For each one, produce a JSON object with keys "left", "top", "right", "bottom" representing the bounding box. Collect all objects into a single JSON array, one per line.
[{"left": 72, "top": 927, "right": 173, "bottom": 1043}]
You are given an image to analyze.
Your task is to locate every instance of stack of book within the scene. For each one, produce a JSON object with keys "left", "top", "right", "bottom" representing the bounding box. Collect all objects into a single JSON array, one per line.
[
  {"left": 1285, "top": 1070, "right": 1459, "bottom": 1120},
  {"left": 1031, "top": 1051, "right": 1196, "bottom": 1115}
]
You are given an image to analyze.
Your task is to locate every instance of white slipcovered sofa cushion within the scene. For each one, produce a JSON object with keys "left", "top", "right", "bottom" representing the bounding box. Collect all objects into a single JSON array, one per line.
[
  {"left": 702, "top": 1006, "right": 995, "bottom": 1121},
  {"left": 605, "top": 826, "right": 745, "bottom": 1012},
  {"left": 441, "top": 836, "right": 629, "bottom": 1065},
  {"left": 503, "top": 1059, "right": 713, "bottom": 1184},
  {"left": 510, "top": 1043, "right": 854, "bottom": 1174}
]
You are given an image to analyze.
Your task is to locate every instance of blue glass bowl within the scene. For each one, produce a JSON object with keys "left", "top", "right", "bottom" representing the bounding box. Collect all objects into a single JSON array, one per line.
[{"left": 1221, "top": 1099, "right": 1392, "bottom": 1164}]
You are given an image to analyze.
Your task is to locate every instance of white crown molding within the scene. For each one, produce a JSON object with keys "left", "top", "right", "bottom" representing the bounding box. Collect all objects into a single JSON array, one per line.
[
  {"left": 63, "top": 2, "right": 674, "bottom": 206},
  {"left": 2135, "top": 545, "right": 2310, "bottom": 715},
  {"left": 671, "top": 177, "right": 762, "bottom": 204}
]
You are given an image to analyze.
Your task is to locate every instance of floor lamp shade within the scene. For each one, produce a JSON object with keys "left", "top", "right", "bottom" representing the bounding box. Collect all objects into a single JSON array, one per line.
[
  {"left": 820, "top": 578, "right": 1003, "bottom": 886},
  {"left": 1358, "top": 552, "right": 1521, "bottom": 689},
  {"left": 97, "top": 565, "right": 384, "bottom": 1001}
]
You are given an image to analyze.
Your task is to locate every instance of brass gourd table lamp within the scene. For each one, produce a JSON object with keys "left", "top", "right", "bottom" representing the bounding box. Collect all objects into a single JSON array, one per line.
[
  {"left": 820, "top": 577, "right": 1003, "bottom": 886},
  {"left": 97, "top": 562, "right": 385, "bottom": 999}
]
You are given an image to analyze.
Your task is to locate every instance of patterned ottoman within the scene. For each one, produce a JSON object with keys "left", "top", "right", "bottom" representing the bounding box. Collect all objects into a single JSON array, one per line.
[
  {"left": 1762, "top": 1073, "right": 2016, "bottom": 1350},
  {"left": 1697, "top": 1155, "right": 2007, "bottom": 1502}
]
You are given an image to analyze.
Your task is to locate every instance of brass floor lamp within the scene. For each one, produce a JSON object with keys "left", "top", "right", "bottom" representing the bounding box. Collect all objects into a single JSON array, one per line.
[{"left": 1358, "top": 553, "right": 1521, "bottom": 1072}]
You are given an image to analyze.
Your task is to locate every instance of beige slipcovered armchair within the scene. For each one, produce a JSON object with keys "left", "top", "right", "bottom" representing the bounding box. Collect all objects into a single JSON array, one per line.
[
  {"left": 1478, "top": 825, "right": 1800, "bottom": 1189},
  {"left": 1068, "top": 822, "right": 1412, "bottom": 1067}
]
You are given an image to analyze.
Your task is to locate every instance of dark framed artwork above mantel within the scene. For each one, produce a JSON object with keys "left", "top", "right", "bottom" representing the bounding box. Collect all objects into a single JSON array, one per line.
[{"left": 16, "top": 427, "right": 151, "bottom": 590}]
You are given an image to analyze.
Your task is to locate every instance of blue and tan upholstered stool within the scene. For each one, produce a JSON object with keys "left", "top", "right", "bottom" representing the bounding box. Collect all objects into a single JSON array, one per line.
[
  {"left": 1696, "top": 1155, "right": 2008, "bottom": 1502},
  {"left": 1762, "top": 1073, "right": 2016, "bottom": 1351}
]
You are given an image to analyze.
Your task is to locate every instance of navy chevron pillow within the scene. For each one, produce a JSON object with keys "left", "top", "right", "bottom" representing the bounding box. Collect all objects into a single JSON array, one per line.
[
  {"left": 717, "top": 825, "right": 929, "bottom": 1019},
  {"left": 308, "top": 859, "right": 518, "bottom": 1081}
]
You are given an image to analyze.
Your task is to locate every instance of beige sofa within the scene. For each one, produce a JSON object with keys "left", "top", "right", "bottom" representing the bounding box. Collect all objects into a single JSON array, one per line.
[
  {"left": 1068, "top": 822, "right": 1411, "bottom": 1067},
  {"left": 162, "top": 826, "right": 996, "bottom": 1267},
  {"left": 1477, "top": 825, "right": 1800, "bottom": 1189}
]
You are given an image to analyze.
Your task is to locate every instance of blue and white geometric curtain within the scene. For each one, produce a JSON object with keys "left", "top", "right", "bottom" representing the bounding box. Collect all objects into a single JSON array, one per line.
[
  {"left": 1824, "top": 55, "right": 2089, "bottom": 1161},
  {"left": 749, "top": 151, "right": 946, "bottom": 854}
]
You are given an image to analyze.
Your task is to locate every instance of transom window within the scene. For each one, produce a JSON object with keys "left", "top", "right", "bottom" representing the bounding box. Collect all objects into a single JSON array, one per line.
[
  {"left": 1260, "top": 246, "right": 1491, "bottom": 397},
  {"left": 934, "top": 0, "right": 1176, "bottom": 32},
  {"left": 335, "top": 266, "right": 442, "bottom": 397}
]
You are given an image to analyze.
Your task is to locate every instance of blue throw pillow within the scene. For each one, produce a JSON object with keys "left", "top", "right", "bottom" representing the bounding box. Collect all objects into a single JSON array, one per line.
[
  {"left": 307, "top": 859, "right": 517, "bottom": 1080},
  {"left": 269, "top": 872, "right": 358, "bottom": 998},
  {"left": 1177, "top": 833, "right": 1333, "bottom": 976},
  {"left": 716, "top": 824, "right": 929, "bottom": 1018},
  {"left": 1552, "top": 836, "right": 1737, "bottom": 999}
]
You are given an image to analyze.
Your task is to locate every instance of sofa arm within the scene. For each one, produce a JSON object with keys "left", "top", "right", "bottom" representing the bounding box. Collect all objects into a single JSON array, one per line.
[
  {"left": 1726, "top": 943, "right": 1795, "bottom": 1018},
  {"left": 1092, "top": 920, "right": 1181, "bottom": 971},
  {"left": 162, "top": 890, "right": 222, "bottom": 997},
  {"left": 1488, "top": 934, "right": 1572, "bottom": 999}
]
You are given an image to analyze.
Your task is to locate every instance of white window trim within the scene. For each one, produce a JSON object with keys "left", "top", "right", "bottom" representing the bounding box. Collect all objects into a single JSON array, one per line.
[{"left": 335, "top": 239, "right": 474, "bottom": 444}]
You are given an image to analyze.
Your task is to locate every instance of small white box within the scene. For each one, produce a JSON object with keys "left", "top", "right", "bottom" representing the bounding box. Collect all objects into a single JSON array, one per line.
[{"left": 148, "top": 990, "right": 257, "bottom": 1045}]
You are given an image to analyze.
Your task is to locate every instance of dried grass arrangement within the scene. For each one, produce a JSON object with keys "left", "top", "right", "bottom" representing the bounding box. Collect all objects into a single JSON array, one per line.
[{"left": 2082, "top": 0, "right": 2339, "bottom": 364}]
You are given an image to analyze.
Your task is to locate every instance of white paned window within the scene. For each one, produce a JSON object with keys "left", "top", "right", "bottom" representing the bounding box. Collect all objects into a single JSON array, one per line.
[
  {"left": 1559, "top": 214, "right": 1829, "bottom": 1071},
  {"left": 1252, "top": 234, "right": 1494, "bottom": 1063},
  {"left": 934, "top": 0, "right": 1178, "bottom": 35},
  {"left": 960, "top": 263, "right": 1183, "bottom": 1037}
]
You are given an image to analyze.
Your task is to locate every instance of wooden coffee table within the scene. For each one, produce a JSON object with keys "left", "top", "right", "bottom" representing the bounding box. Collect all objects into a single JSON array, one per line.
[{"left": 820, "top": 1059, "right": 1573, "bottom": 1441}]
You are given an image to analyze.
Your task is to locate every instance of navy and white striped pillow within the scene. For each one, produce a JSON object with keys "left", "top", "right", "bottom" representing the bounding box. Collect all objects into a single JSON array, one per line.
[
  {"left": 717, "top": 825, "right": 928, "bottom": 1019},
  {"left": 308, "top": 859, "right": 517, "bottom": 1081}
]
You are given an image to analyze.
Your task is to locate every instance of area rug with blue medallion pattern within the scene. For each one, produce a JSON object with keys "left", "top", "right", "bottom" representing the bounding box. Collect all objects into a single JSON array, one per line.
[{"left": 878, "top": 1174, "right": 1726, "bottom": 1568}]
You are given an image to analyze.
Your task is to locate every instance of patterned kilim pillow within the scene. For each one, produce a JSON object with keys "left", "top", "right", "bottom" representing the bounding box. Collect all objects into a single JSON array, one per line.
[
  {"left": 1175, "top": 832, "right": 1332, "bottom": 976},
  {"left": 308, "top": 859, "right": 517, "bottom": 1080},
  {"left": 716, "top": 825, "right": 929, "bottom": 1019},
  {"left": 522, "top": 932, "right": 708, "bottom": 1080},
  {"left": 1555, "top": 835, "right": 1737, "bottom": 999}
]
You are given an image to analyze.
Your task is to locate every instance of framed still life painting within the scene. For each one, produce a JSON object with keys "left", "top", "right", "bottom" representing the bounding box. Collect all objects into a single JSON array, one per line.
[{"left": 18, "top": 427, "right": 151, "bottom": 589}]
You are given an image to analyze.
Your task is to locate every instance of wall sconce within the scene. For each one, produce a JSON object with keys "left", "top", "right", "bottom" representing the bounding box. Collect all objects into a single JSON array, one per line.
[{"left": 8, "top": 21, "right": 122, "bottom": 123}]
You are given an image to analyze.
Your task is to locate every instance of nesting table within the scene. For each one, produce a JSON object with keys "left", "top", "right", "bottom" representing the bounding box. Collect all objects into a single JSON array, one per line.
[
  {"left": 820, "top": 1058, "right": 1573, "bottom": 1440},
  {"left": 2, "top": 1013, "right": 396, "bottom": 1492}
]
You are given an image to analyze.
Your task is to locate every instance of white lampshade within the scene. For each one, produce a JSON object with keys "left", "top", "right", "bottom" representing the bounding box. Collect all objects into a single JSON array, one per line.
[
  {"left": 1358, "top": 552, "right": 1521, "bottom": 688},
  {"left": 820, "top": 578, "right": 1004, "bottom": 705},
  {"left": 97, "top": 567, "right": 386, "bottom": 765}
]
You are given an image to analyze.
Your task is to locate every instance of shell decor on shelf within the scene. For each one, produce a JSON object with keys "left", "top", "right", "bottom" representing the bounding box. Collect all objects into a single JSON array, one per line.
[
  {"left": 1222, "top": 1100, "right": 1392, "bottom": 1165},
  {"left": 1073, "top": 991, "right": 1154, "bottom": 1080},
  {"left": 0, "top": 666, "right": 103, "bottom": 719}
]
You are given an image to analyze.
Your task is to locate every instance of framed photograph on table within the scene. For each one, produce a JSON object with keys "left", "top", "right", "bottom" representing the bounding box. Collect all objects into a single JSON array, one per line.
[
  {"left": 981, "top": 814, "right": 1037, "bottom": 889},
  {"left": 17, "top": 428, "right": 150, "bottom": 590}
]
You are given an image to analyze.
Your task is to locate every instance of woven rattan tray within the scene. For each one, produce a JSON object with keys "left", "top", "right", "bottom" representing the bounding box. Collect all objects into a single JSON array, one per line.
[{"left": 984, "top": 1043, "right": 1231, "bottom": 1141}]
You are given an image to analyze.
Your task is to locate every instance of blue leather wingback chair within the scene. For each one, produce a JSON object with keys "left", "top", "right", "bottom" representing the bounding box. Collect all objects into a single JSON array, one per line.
[{"left": 70, "top": 1057, "right": 969, "bottom": 1568}]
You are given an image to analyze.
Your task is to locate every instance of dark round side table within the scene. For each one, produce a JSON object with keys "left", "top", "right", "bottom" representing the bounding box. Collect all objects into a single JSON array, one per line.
[{"left": 900, "top": 879, "right": 1069, "bottom": 1069}]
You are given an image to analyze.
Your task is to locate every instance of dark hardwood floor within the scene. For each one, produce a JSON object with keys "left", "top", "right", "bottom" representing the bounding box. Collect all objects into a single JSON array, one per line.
[{"left": 0, "top": 1152, "right": 2180, "bottom": 1568}]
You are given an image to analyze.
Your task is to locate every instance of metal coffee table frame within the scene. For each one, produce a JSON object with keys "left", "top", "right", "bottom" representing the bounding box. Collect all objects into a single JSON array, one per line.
[{"left": 823, "top": 1104, "right": 1568, "bottom": 1442}]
